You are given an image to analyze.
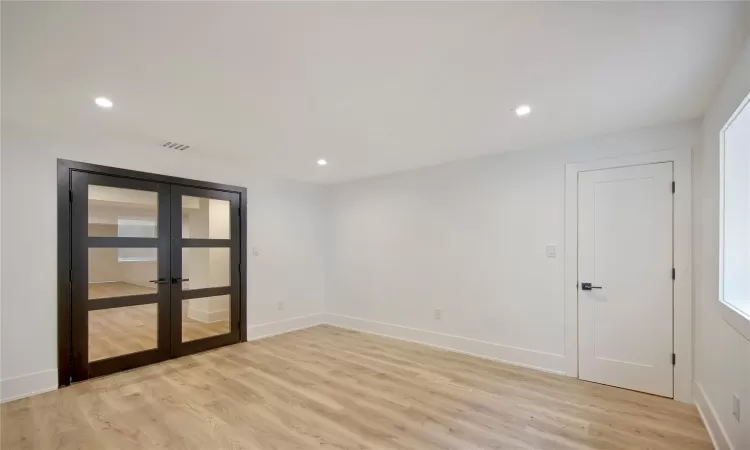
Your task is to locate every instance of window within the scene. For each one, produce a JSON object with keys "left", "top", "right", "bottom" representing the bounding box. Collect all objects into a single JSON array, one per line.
[
  {"left": 117, "top": 218, "right": 157, "bottom": 262},
  {"left": 720, "top": 90, "right": 750, "bottom": 340}
]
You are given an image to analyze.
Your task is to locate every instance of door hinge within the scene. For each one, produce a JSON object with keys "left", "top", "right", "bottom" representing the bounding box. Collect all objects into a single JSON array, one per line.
[
  {"left": 69, "top": 190, "right": 73, "bottom": 203},
  {"left": 672, "top": 181, "right": 675, "bottom": 193},
  {"left": 672, "top": 268, "right": 676, "bottom": 280},
  {"left": 69, "top": 268, "right": 73, "bottom": 283},
  {"left": 672, "top": 353, "right": 676, "bottom": 365},
  {"left": 238, "top": 262, "right": 242, "bottom": 274}
]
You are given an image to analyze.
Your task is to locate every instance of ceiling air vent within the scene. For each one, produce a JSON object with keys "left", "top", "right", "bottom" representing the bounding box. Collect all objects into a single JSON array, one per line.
[{"left": 162, "top": 141, "right": 191, "bottom": 151}]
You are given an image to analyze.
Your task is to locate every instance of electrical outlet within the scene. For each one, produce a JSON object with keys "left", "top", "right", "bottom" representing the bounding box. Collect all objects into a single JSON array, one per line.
[
  {"left": 278, "top": 301, "right": 285, "bottom": 311},
  {"left": 252, "top": 246, "right": 260, "bottom": 256},
  {"left": 733, "top": 393, "right": 740, "bottom": 422},
  {"left": 434, "top": 308, "right": 442, "bottom": 320}
]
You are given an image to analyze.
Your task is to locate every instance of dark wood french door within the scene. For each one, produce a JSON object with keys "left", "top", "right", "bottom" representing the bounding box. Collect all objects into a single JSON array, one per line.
[
  {"left": 169, "top": 185, "right": 241, "bottom": 357},
  {"left": 66, "top": 168, "right": 243, "bottom": 382}
]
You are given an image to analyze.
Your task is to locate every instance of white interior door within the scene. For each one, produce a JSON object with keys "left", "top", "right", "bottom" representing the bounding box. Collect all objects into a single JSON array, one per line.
[{"left": 578, "top": 162, "right": 673, "bottom": 397}]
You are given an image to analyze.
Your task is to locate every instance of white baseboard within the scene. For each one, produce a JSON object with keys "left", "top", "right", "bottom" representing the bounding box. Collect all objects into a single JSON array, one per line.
[
  {"left": 247, "top": 313, "right": 325, "bottom": 341},
  {"left": 323, "top": 313, "right": 567, "bottom": 375},
  {"left": 694, "top": 381, "right": 733, "bottom": 450},
  {"left": 1, "top": 370, "right": 58, "bottom": 403},
  {"left": 188, "top": 308, "right": 229, "bottom": 323}
]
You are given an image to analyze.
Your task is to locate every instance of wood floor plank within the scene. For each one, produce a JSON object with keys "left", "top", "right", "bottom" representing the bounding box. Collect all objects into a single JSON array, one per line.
[{"left": 1, "top": 325, "right": 712, "bottom": 449}]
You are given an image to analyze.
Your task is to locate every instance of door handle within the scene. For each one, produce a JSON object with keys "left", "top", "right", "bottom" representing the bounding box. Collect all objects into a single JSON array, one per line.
[
  {"left": 581, "top": 282, "right": 602, "bottom": 291},
  {"left": 172, "top": 277, "right": 190, "bottom": 283},
  {"left": 149, "top": 279, "right": 169, "bottom": 285}
]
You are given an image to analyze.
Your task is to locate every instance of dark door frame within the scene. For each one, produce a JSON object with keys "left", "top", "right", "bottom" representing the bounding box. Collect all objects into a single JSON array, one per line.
[{"left": 57, "top": 159, "right": 248, "bottom": 387}]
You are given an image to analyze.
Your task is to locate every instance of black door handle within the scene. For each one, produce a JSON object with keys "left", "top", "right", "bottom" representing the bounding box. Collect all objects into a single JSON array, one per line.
[
  {"left": 149, "top": 279, "right": 169, "bottom": 284},
  {"left": 172, "top": 277, "right": 190, "bottom": 283},
  {"left": 581, "top": 282, "right": 602, "bottom": 291}
]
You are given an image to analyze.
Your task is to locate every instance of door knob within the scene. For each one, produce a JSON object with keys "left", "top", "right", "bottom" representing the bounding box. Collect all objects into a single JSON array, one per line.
[
  {"left": 172, "top": 277, "right": 190, "bottom": 283},
  {"left": 149, "top": 279, "right": 168, "bottom": 285},
  {"left": 581, "top": 282, "right": 602, "bottom": 291}
]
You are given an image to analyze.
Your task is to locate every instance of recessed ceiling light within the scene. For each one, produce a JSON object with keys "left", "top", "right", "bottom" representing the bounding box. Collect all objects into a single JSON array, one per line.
[
  {"left": 94, "top": 97, "right": 113, "bottom": 109},
  {"left": 317, "top": 159, "right": 328, "bottom": 166},
  {"left": 515, "top": 104, "right": 531, "bottom": 117}
]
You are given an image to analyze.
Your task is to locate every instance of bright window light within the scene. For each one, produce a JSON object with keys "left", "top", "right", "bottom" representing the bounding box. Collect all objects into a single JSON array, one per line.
[
  {"left": 720, "top": 90, "right": 750, "bottom": 339},
  {"left": 117, "top": 218, "right": 157, "bottom": 262},
  {"left": 317, "top": 159, "right": 328, "bottom": 166}
]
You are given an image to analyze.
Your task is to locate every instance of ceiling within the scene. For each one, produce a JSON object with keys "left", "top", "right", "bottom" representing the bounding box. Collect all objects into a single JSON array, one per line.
[{"left": 2, "top": 2, "right": 748, "bottom": 183}]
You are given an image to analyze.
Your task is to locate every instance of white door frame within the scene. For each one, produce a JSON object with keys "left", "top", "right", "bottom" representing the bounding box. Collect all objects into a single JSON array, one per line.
[{"left": 564, "top": 148, "right": 692, "bottom": 403}]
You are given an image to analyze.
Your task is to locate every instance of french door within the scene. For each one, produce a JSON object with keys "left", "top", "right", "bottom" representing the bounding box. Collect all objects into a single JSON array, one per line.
[
  {"left": 169, "top": 185, "right": 241, "bottom": 357},
  {"left": 67, "top": 168, "right": 243, "bottom": 382}
]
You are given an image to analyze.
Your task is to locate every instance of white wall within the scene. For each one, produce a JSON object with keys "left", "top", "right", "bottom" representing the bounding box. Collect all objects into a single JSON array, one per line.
[
  {"left": 0, "top": 123, "right": 327, "bottom": 401},
  {"left": 248, "top": 179, "right": 327, "bottom": 330},
  {"left": 327, "top": 121, "right": 698, "bottom": 374},
  {"left": 87, "top": 224, "right": 119, "bottom": 283},
  {"left": 693, "top": 35, "right": 750, "bottom": 449}
]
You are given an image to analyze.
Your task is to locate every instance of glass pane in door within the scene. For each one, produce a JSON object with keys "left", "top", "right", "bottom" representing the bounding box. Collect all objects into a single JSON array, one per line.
[
  {"left": 181, "top": 196, "right": 230, "bottom": 239},
  {"left": 89, "top": 304, "right": 158, "bottom": 361},
  {"left": 88, "top": 185, "right": 158, "bottom": 237},
  {"left": 181, "top": 296, "right": 231, "bottom": 342},
  {"left": 88, "top": 248, "right": 158, "bottom": 299},
  {"left": 181, "top": 248, "right": 230, "bottom": 290}
]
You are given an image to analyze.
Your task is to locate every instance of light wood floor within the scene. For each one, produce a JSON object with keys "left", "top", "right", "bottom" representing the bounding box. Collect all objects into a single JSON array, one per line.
[
  {"left": 1, "top": 325, "right": 711, "bottom": 449},
  {"left": 89, "top": 281, "right": 157, "bottom": 300},
  {"left": 88, "top": 282, "right": 229, "bottom": 361}
]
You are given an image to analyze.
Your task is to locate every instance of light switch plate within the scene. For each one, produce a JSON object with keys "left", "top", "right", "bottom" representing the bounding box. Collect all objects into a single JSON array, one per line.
[{"left": 546, "top": 245, "right": 557, "bottom": 258}]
